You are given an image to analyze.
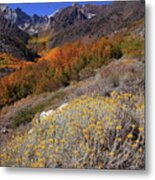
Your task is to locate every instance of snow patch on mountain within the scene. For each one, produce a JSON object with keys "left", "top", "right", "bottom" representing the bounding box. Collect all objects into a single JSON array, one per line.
[
  {"left": 0, "top": 4, "right": 50, "bottom": 35},
  {"left": 48, "top": 9, "right": 60, "bottom": 18},
  {"left": 86, "top": 12, "right": 96, "bottom": 19}
]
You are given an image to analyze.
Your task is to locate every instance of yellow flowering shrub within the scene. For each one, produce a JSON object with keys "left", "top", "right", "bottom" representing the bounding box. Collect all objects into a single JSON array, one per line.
[{"left": 0, "top": 91, "right": 144, "bottom": 169}]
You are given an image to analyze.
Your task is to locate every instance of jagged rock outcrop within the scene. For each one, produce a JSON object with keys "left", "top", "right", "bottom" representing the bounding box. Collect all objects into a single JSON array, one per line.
[
  {"left": 0, "top": 10, "right": 38, "bottom": 60},
  {"left": 0, "top": 4, "right": 50, "bottom": 35}
]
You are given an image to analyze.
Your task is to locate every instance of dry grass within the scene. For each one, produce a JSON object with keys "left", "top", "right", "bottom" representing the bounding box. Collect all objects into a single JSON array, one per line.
[
  {"left": 0, "top": 91, "right": 144, "bottom": 169},
  {"left": 74, "top": 57, "right": 144, "bottom": 97}
]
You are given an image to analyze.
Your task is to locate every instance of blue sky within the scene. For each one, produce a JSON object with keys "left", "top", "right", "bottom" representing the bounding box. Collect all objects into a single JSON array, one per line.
[{"left": 8, "top": 1, "right": 112, "bottom": 16}]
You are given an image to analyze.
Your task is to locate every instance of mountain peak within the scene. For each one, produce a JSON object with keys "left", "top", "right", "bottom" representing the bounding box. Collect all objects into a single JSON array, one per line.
[
  {"left": 72, "top": 2, "right": 80, "bottom": 7},
  {"left": 0, "top": 4, "right": 7, "bottom": 12},
  {"left": 0, "top": 4, "right": 50, "bottom": 35},
  {"left": 15, "top": 7, "right": 22, "bottom": 12}
]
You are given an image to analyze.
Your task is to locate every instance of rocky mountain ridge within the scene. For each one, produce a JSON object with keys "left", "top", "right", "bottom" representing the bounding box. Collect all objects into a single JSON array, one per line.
[
  {"left": 0, "top": 4, "right": 50, "bottom": 35},
  {"left": 0, "top": 13, "right": 37, "bottom": 61},
  {"left": 41, "top": 1, "right": 145, "bottom": 48}
]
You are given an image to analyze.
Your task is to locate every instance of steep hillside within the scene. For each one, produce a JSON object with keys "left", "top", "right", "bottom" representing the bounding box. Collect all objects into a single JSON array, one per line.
[
  {"left": 0, "top": 57, "right": 144, "bottom": 145},
  {"left": 26, "top": 1, "right": 145, "bottom": 53}
]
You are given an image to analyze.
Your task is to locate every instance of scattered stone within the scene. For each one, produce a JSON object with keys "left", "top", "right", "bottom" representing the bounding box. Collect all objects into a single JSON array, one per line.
[
  {"left": 1, "top": 127, "right": 9, "bottom": 134},
  {"left": 58, "top": 103, "right": 68, "bottom": 111}
]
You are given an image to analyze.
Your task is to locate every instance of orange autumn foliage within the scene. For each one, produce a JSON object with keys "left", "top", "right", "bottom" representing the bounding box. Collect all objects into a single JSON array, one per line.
[
  {"left": 0, "top": 37, "right": 116, "bottom": 107},
  {"left": 0, "top": 53, "right": 32, "bottom": 69}
]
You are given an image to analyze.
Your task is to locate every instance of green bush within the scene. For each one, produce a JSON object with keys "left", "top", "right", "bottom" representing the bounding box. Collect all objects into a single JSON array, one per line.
[
  {"left": 12, "top": 107, "right": 36, "bottom": 128},
  {"left": 110, "top": 46, "right": 123, "bottom": 59},
  {"left": 79, "top": 66, "right": 95, "bottom": 80},
  {"left": 7, "top": 83, "right": 33, "bottom": 104},
  {"left": 121, "top": 37, "right": 144, "bottom": 57}
]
